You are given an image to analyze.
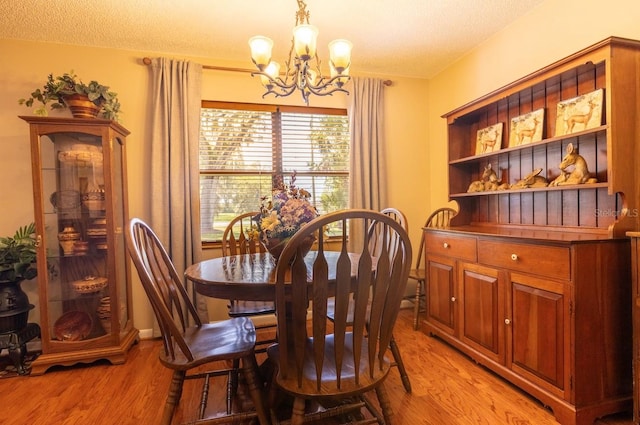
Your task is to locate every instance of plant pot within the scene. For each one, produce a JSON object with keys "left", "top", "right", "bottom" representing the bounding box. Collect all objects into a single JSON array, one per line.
[
  {"left": 62, "top": 94, "right": 103, "bottom": 119},
  {"left": 0, "top": 280, "right": 34, "bottom": 334}
]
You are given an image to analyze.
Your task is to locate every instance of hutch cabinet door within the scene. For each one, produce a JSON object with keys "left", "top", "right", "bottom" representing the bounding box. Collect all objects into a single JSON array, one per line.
[
  {"left": 508, "top": 272, "right": 566, "bottom": 396},
  {"left": 425, "top": 254, "right": 457, "bottom": 336},
  {"left": 458, "top": 262, "right": 505, "bottom": 365}
]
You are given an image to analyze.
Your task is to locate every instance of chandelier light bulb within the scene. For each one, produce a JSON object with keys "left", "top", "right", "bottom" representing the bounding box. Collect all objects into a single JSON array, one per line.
[
  {"left": 293, "top": 24, "right": 318, "bottom": 60},
  {"left": 261, "top": 62, "right": 281, "bottom": 87},
  {"left": 328, "top": 39, "right": 352, "bottom": 74},
  {"left": 249, "top": 36, "right": 273, "bottom": 70}
]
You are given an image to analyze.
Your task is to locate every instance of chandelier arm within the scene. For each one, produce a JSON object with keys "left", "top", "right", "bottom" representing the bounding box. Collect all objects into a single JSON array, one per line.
[
  {"left": 307, "top": 75, "right": 352, "bottom": 91},
  {"left": 258, "top": 80, "right": 300, "bottom": 99},
  {"left": 250, "top": 71, "right": 298, "bottom": 90},
  {"left": 304, "top": 85, "right": 350, "bottom": 97}
]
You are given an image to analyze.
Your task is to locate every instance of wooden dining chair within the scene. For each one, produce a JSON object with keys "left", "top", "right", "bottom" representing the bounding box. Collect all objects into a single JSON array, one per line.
[
  {"left": 408, "top": 206, "right": 457, "bottom": 330},
  {"left": 125, "top": 218, "right": 269, "bottom": 425},
  {"left": 222, "top": 212, "right": 274, "bottom": 317},
  {"left": 326, "top": 207, "right": 412, "bottom": 393},
  {"left": 267, "top": 209, "right": 412, "bottom": 424},
  {"left": 222, "top": 212, "right": 277, "bottom": 353}
]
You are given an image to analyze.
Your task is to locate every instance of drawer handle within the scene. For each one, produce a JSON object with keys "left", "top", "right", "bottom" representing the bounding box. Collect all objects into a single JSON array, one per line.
[
  {"left": 450, "top": 297, "right": 456, "bottom": 302},
  {"left": 510, "top": 253, "right": 518, "bottom": 261},
  {"left": 443, "top": 242, "right": 449, "bottom": 249},
  {"left": 504, "top": 318, "right": 511, "bottom": 325}
]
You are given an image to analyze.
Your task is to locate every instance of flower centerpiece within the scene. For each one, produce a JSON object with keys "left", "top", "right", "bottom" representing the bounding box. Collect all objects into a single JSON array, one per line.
[{"left": 255, "top": 172, "right": 319, "bottom": 260}]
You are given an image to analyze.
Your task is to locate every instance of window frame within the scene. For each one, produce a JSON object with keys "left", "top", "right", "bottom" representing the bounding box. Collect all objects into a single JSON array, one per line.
[{"left": 199, "top": 100, "right": 350, "bottom": 247}]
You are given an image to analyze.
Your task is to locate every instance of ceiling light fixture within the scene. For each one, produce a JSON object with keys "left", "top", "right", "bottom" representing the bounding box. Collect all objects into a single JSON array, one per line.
[{"left": 249, "top": 0, "right": 352, "bottom": 105}]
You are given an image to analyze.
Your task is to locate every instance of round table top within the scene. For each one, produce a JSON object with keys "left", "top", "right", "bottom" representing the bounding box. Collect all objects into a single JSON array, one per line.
[{"left": 184, "top": 251, "right": 356, "bottom": 301}]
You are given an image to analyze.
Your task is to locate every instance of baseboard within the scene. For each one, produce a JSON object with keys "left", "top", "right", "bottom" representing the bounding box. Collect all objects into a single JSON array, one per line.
[{"left": 138, "top": 328, "right": 155, "bottom": 340}]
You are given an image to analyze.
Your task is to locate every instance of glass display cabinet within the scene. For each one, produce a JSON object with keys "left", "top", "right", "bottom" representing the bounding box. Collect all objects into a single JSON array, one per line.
[{"left": 21, "top": 116, "right": 138, "bottom": 375}]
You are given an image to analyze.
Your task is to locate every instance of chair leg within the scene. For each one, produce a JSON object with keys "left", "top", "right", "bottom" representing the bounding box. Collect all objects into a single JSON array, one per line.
[
  {"left": 389, "top": 334, "right": 411, "bottom": 393},
  {"left": 375, "top": 382, "right": 394, "bottom": 425},
  {"left": 290, "top": 397, "right": 306, "bottom": 425},
  {"left": 162, "top": 370, "right": 186, "bottom": 425},
  {"left": 242, "top": 355, "right": 270, "bottom": 425},
  {"left": 413, "top": 279, "right": 424, "bottom": 330},
  {"left": 229, "top": 359, "right": 240, "bottom": 414}
]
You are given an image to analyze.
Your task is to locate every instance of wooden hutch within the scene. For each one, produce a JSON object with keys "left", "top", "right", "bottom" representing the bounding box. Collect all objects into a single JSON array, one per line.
[{"left": 421, "top": 37, "right": 639, "bottom": 425}]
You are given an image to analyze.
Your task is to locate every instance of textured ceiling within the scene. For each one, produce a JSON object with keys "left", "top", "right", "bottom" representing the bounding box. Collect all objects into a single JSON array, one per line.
[{"left": 0, "top": 0, "right": 543, "bottom": 79}]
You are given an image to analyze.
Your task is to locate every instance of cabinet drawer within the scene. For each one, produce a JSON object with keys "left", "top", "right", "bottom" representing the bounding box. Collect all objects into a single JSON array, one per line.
[
  {"left": 478, "top": 239, "right": 570, "bottom": 280},
  {"left": 425, "top": 232, "right": 477, "bottom": 262}
]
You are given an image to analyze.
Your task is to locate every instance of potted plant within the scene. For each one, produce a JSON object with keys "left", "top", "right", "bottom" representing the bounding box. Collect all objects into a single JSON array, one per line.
[
  {"left": 19, "top": 71, "right": 121, "bottom": 121},
  {"left": 0, "top": 223, "right": 38, "bottom": 333}
]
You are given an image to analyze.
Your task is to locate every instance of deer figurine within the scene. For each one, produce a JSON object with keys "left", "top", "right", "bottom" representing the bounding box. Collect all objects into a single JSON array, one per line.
[
  {"left": 549, "top": 143, "right": 597, "bottom": 186},
  {"left": 511, "top": 168, "right": 548, "bottom": 189},
  {"left": 468, "top": 163, "right": 508, "bottom": 192},
  {"left": 481, "top": 163, "right": 510, "bottom": 190},
  {"left": 467, "top": 163, "right": 494, "bottom": 192},
  {"left": 565, "top": 99, "right": 598, "bottom": 134}
]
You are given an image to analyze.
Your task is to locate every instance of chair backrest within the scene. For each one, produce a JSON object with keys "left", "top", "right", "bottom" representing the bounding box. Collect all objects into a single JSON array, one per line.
[
  {"left": 274, "top": 209, "right": 412, "bottom": 390},
  {"left": 125, "top": 218, "right": 201, "bottom": 363},
  {"left": 414, "top": 207, "right": 457, "bottom": 270},
  {"left": 368, "top": 207, "right": 408, "bottom": 261},
  {"left": 221, "top": 211, "right": 266, "bottom": 256}
]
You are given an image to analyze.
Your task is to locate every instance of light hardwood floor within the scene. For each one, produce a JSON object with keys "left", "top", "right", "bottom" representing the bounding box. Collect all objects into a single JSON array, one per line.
[{"left": 0, "top": 309, "right": 633, "bottom": 425}]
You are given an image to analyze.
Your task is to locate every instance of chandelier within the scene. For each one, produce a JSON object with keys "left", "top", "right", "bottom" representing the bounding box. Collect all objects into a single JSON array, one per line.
[{"left": 249, "top": 0, "right": 352, "bottom": 105}]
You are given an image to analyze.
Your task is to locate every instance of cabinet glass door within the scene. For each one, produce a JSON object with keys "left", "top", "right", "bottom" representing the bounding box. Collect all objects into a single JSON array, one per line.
[
  {"left": 41, "top": 132, "right": 110, "bottom": 342},
  {"left": 111, "top": 135, "right": 129, "bottom": 335}
]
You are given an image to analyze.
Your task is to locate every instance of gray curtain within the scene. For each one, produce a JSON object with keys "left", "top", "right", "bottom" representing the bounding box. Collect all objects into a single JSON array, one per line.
[
  {"left": 148, "top": 58, "right": 208, "bottom": 324},
  {"left": 348, "top": 77, "right": 388, "bottom": 247}
]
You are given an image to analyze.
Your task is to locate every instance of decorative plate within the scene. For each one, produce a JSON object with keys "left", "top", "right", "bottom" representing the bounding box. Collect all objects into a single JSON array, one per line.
[{"left": 53, "top": 311, "right": 93, "bottom": 341}]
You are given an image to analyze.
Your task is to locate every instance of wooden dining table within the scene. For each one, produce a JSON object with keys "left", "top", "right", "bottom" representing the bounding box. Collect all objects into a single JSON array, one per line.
[{"left": 184, "top": 251, "right": 363, "bottom": 303}]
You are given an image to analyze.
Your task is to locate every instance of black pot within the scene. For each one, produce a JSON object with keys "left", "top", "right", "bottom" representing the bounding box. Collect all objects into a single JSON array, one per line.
[{"left": 0, "top": 280, "right": 34, "bottom": 334}]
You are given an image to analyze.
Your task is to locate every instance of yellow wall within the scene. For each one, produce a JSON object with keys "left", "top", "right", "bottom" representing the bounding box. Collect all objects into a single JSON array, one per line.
[
  {"left": 0, "top": 39, "right": 427, "bottom": 330},
  {"left": 2, "top": 0, "right": 640, "bottom": 331}
]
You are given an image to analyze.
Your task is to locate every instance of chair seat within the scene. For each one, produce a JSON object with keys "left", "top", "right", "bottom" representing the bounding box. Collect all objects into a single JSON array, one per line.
[
  {"left": 228, "top": 300, "right": 276, "bottom": 317},
  {"left": 159, "top": 317, "right": 256, "bottom": 370},
  {"left": 267, "top": 333, "right": 391, "bottom": 398}
]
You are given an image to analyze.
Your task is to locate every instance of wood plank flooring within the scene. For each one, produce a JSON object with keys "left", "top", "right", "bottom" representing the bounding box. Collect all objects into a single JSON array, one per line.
[{"left": 0, "top": 309, "right": 633, "bottom": 425}]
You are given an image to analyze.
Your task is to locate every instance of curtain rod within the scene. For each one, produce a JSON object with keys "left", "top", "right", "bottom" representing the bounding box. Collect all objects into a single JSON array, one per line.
[{"left": 141, "top": 57, "right": 392, "bottom": 86}]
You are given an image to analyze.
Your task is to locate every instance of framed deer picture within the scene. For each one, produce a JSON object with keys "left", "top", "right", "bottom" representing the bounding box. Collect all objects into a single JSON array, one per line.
[
  {"left": 475, "top": 123, "right": 503, "bottom": 155},
  {"left": 554, "top": 88, "right": 603, "bottom": 137},
  {"left": 509, "top": 108, "right": 544, "bottom": 147}
]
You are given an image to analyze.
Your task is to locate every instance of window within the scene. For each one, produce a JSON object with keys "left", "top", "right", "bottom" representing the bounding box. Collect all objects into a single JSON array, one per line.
[{"left": 199, "top": 101, "right": 350, "bottom": 242}]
